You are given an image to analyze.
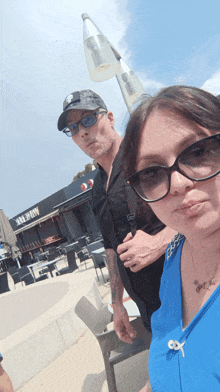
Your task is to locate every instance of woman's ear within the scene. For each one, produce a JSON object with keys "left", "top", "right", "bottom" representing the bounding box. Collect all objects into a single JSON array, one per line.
[{"left": 107, "top": 111, "right": 115, "bottom": 127}]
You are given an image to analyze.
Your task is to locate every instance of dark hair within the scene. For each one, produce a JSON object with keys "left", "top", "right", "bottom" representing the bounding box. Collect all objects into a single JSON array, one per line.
[{"left": 122, "top": 85, "right": 220, "bottom": 177}]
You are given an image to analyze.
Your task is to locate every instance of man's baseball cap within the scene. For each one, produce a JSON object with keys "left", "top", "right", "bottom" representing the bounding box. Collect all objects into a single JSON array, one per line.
[{"left": 57, "top": 89, "right": 108, "bottom": 131}]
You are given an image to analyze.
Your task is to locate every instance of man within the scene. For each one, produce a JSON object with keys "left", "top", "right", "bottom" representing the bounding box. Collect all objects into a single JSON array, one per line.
[{"left": 57, "top": 90, "right": 176, "bottom": 343}]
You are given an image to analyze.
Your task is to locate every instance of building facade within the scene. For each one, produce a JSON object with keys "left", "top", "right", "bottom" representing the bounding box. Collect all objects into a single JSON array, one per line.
[{"left": 9, "top": 170, "right": 101, "bottom": 265}]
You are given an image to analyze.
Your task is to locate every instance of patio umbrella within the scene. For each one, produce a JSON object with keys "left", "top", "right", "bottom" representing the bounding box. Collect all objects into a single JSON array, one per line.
[{"left": 0, "top": 209, "right": 21, "bottom": 268}]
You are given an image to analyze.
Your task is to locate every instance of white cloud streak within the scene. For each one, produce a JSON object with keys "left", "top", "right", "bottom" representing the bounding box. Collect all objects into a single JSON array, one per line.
[{"left": 201, "top": 69, "right": 220, "bottom": 96}]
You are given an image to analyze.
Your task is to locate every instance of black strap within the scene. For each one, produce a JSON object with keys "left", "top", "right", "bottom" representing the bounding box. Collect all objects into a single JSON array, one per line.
[{"left": 125, "top": 182, "right": 137, "bottom": 237}]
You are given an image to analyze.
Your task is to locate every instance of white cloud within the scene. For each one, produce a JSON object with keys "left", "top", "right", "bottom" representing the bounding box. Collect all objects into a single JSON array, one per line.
[
  {"left": 201, "top": 69, "right": 220, "bottom": 96},
  {"left": 1, "top": 0, "right": 131, "bottom": 118},
  {"left": 175, "top": 76, "right": 188, "bottom": 85},
  {"left": 136, "top": 72, "right": 166, "bottom": 96},
  {"left": 0, "top": 0, "right": 135, "bottom": 216}
]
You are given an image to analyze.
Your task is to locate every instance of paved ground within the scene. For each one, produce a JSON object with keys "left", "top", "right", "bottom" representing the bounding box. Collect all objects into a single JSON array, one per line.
[
  {"left": 16, "top": 329, "right": 149, "bottom": 392},
  {"left": 1, "top": 257, "right": 149, "bottom": 391},
  {"left": 0, "top": 281, "right": 68, "bottom": 338}
]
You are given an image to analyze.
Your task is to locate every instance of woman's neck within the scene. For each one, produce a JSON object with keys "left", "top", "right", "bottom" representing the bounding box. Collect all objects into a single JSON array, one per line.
[{"left": 184, "top": 225, "right": 220, "bottom": 261}]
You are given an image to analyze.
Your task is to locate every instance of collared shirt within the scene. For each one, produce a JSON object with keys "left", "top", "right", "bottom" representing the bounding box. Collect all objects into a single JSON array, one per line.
[
  {"left": 92, "top": 145, "right": 166, "bottom": 330},
  {"left": 149, "top": 235, "right": 220, "bottom": 391}
]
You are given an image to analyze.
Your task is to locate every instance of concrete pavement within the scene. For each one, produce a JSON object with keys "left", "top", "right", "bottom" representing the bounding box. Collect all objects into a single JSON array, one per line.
[
  {"left": 16, "top": 329, "right": 149, "bottom": 392},
  {"left": 0, "top": 258, "right": 149, "bottom": 391}
]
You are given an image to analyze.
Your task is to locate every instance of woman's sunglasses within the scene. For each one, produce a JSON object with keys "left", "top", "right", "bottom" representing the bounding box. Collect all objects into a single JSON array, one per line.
[
  {"left": 128, "top": 133, "right": 220, "bottom": 202},
  {"left": 63, "top": 111, "right": 107, "bottom": 137}
]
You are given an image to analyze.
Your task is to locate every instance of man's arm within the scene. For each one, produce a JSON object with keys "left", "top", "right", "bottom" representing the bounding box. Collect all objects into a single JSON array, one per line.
[
  {"left": 105, "top": 248, "right": 136, "bottom": 343},
  {"left": 117, "top": 227, "right": 177, "bottom": 272},
  {"left": 0, "top": 365, "right": 14, "bottom": 392}
]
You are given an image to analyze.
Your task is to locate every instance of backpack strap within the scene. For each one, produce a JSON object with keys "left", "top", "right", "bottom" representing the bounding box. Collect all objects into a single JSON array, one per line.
[{"left": 125, "top": 181, "right": 137, "bottom": 237}]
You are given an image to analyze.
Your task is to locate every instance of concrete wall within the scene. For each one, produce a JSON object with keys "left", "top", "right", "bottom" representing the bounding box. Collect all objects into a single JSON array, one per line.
[{"left": 0, "top": 270, "right": 97, "bottom": 390}]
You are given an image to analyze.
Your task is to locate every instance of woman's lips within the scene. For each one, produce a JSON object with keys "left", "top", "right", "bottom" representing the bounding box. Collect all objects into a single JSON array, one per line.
[{"left": 175, "top": 200, "right": 207, "bottom": 216}]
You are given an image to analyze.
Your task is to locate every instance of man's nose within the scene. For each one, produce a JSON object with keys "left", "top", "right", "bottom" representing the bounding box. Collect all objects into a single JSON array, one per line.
[{"left": 78, "top": 126, "right": 90, "bottom": 137}]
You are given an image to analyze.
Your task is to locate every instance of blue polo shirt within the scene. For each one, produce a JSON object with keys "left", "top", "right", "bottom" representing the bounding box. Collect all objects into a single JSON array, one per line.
[{"left": 149, "top": 234, "right": 220, "bottom": 391}]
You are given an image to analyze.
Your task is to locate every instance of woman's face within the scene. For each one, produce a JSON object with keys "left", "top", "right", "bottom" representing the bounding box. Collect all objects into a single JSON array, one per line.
[{"left": 136, "top": 108, "right": 220, "bottom": 238}]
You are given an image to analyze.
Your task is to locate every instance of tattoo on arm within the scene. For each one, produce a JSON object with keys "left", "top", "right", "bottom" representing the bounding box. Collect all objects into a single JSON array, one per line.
[{"left": 105, "top": 248, "right": 124, "bottom": 304}]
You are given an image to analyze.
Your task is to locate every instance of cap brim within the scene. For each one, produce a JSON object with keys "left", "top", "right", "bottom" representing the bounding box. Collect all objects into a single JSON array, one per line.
[{"left": 57, "top": 103, "right": 101, "bottom": 131}]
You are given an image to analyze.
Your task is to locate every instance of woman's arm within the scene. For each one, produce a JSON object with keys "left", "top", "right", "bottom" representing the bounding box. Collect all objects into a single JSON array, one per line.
[
  {"left": 140, "top": 380, "right": 152, "bottom": 392},
  {"left": 0, "top": 364, "right": 14, "bottom": 392}
]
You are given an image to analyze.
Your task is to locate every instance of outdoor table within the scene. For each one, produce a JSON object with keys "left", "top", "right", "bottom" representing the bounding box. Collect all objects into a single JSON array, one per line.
[
  {"left": 91, "top": 247, "right": 107, "bottom": 268},
  {"left": 108, "top": 295, "right": 140, "bottom": 317},
  {"left": 65, "top": 242, "right": 79, "bottom": 251},
  {"left": 36, "top": 250, "right": 49, "bottom": 260},
  {"left": 91, "top": 247, "right": 105, "bottom": 254},
  {"left": 27, "top": 260, "right": 44, "bottom": 280},
  {"left": 32, "top": 257, "right": 63, "bottom": 278}
]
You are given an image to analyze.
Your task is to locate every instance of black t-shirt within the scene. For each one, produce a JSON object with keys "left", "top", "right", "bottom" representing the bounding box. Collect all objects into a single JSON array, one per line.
[{"left": 92, "top": 146, "right": 166, "bottom": 331}]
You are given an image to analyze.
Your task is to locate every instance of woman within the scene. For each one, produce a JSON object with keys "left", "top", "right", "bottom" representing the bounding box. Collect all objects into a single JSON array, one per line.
[{"left": 122, "top": 86, "right": 220, "bottom": 391}]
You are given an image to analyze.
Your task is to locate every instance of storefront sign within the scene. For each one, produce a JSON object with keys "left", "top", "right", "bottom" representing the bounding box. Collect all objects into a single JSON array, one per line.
[{"left": 15, "top": 207, "right": 40, "bottom": 226}]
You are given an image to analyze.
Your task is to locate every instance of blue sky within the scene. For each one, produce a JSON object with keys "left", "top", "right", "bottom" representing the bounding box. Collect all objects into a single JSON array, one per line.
[
  {"left": 126, "top": 0, "right": 220, "bottom": 88},
  {"left": 1, "top": 0, "right": 220, "bottom": 218}
]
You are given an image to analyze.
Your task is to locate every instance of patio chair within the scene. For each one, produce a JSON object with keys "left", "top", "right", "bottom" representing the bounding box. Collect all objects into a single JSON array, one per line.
[
  {"left": 48, "top": 246, "right": 57, "bottom": 255},
  {"left": 38, "top": 254, "right": 60, "bottom": 277},
  {"left": 77, "top": 236, "right": 87, "bottom": 248},
  {"left": 86, "top": 239, "right": 104, "bottom": 255},
  {"left": 86, "top": 282, "right": 103, "bottom": 310},
  {"left": 91, "top": 252, "right": 107, "bottom": 282},
  {"left": 57, "top": 243, "right": 68, "bottom": 255},
  {"left": 7, "top": 266, "right": 21, "bottom": 287},
  {"left": 46, "top": 252, "right": 59, "bottom": 262},
  {"left": 58, "top": 249, "right": 78, "bottom": 275},
  {"left": 75, "top": 296, "right": 151, "bottom": 392},
  {"left": 0, "top": 272, "right": 11, "bottom": 294},
  {"left": 76, "top": 248, "right": 90, "bottom": 270},
  {"left": 18, "top": 266, "right": 35, "bottom": 285},
  {"left": 37, "top": 253, "right": 48, "bottom": 262}
]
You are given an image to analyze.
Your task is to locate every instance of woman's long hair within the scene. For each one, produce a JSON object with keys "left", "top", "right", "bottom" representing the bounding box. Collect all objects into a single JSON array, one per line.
[{"left": 122, "top": 85, "right": 220, "bottom": 178}]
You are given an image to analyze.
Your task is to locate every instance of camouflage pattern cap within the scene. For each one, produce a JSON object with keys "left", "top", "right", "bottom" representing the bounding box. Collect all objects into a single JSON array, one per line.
[{"left": 57, "top": 89, "right": 107, "bottom": 131}]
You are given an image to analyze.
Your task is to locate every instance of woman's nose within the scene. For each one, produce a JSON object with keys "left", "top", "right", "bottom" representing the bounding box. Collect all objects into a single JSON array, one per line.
[{"left": 169, "top": 170, "right": 194, "bottom": 195}]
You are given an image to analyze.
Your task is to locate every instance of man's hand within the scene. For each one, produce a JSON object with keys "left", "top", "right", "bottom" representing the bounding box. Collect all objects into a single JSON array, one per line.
[
  {"left": 113, "top": 304, "right": 137, "bottom": 344},
  {"left": 105, "top": 248, "right": 136, "bottom": 343},
  {"left": 117, "top": 228, "right": 176, "bottom": 272}
]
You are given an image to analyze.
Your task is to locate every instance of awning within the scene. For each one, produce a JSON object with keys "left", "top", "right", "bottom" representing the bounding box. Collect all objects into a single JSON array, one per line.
[
  {"left": 54, "top": 188, "right": 92, "bottom": 211},
  {"left": 15, "top": 209, "right": 60, "bottom": 234}
]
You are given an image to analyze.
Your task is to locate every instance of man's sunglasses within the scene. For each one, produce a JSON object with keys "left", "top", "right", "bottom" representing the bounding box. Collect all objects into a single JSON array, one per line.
[
  {"left": 63, "top": 111, "right": 107, "bottom": 137},
  {"left": 128, "top": 133, "right": 220, "bottom": 203}
]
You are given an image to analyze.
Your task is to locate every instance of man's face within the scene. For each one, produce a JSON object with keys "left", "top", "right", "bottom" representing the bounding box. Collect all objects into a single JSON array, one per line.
[{"left": 66, "top": 109, "right": 116, "bottom": 161}]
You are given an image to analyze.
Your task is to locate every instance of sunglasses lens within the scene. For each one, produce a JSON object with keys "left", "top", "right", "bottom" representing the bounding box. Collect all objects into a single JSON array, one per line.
[
  {"left": 130, "top": 134, "right": 220, "bottom": 202},
  {"left": 178, "top": 135, "right": 220, "bottom": 180},
  {"left": 132, "top": 167, "right": 169, "bottom": 201},
  {"left": 69, "top": 124, "right": 78, "bottom": 136},
  {"left": 81, "top": 114, "right": 96, "bottom": 128},
  {"left": 63, "top": 128, "right": 71, "bottom": 137}
]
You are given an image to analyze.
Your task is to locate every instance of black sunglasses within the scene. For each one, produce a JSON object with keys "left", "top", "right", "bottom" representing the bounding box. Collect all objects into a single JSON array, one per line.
[
  {"left": 63, "top": 111, "right": 107, "bottom": 137},
  {"left": 128, "top": 133, "right": 220, "bottom": 202}
]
